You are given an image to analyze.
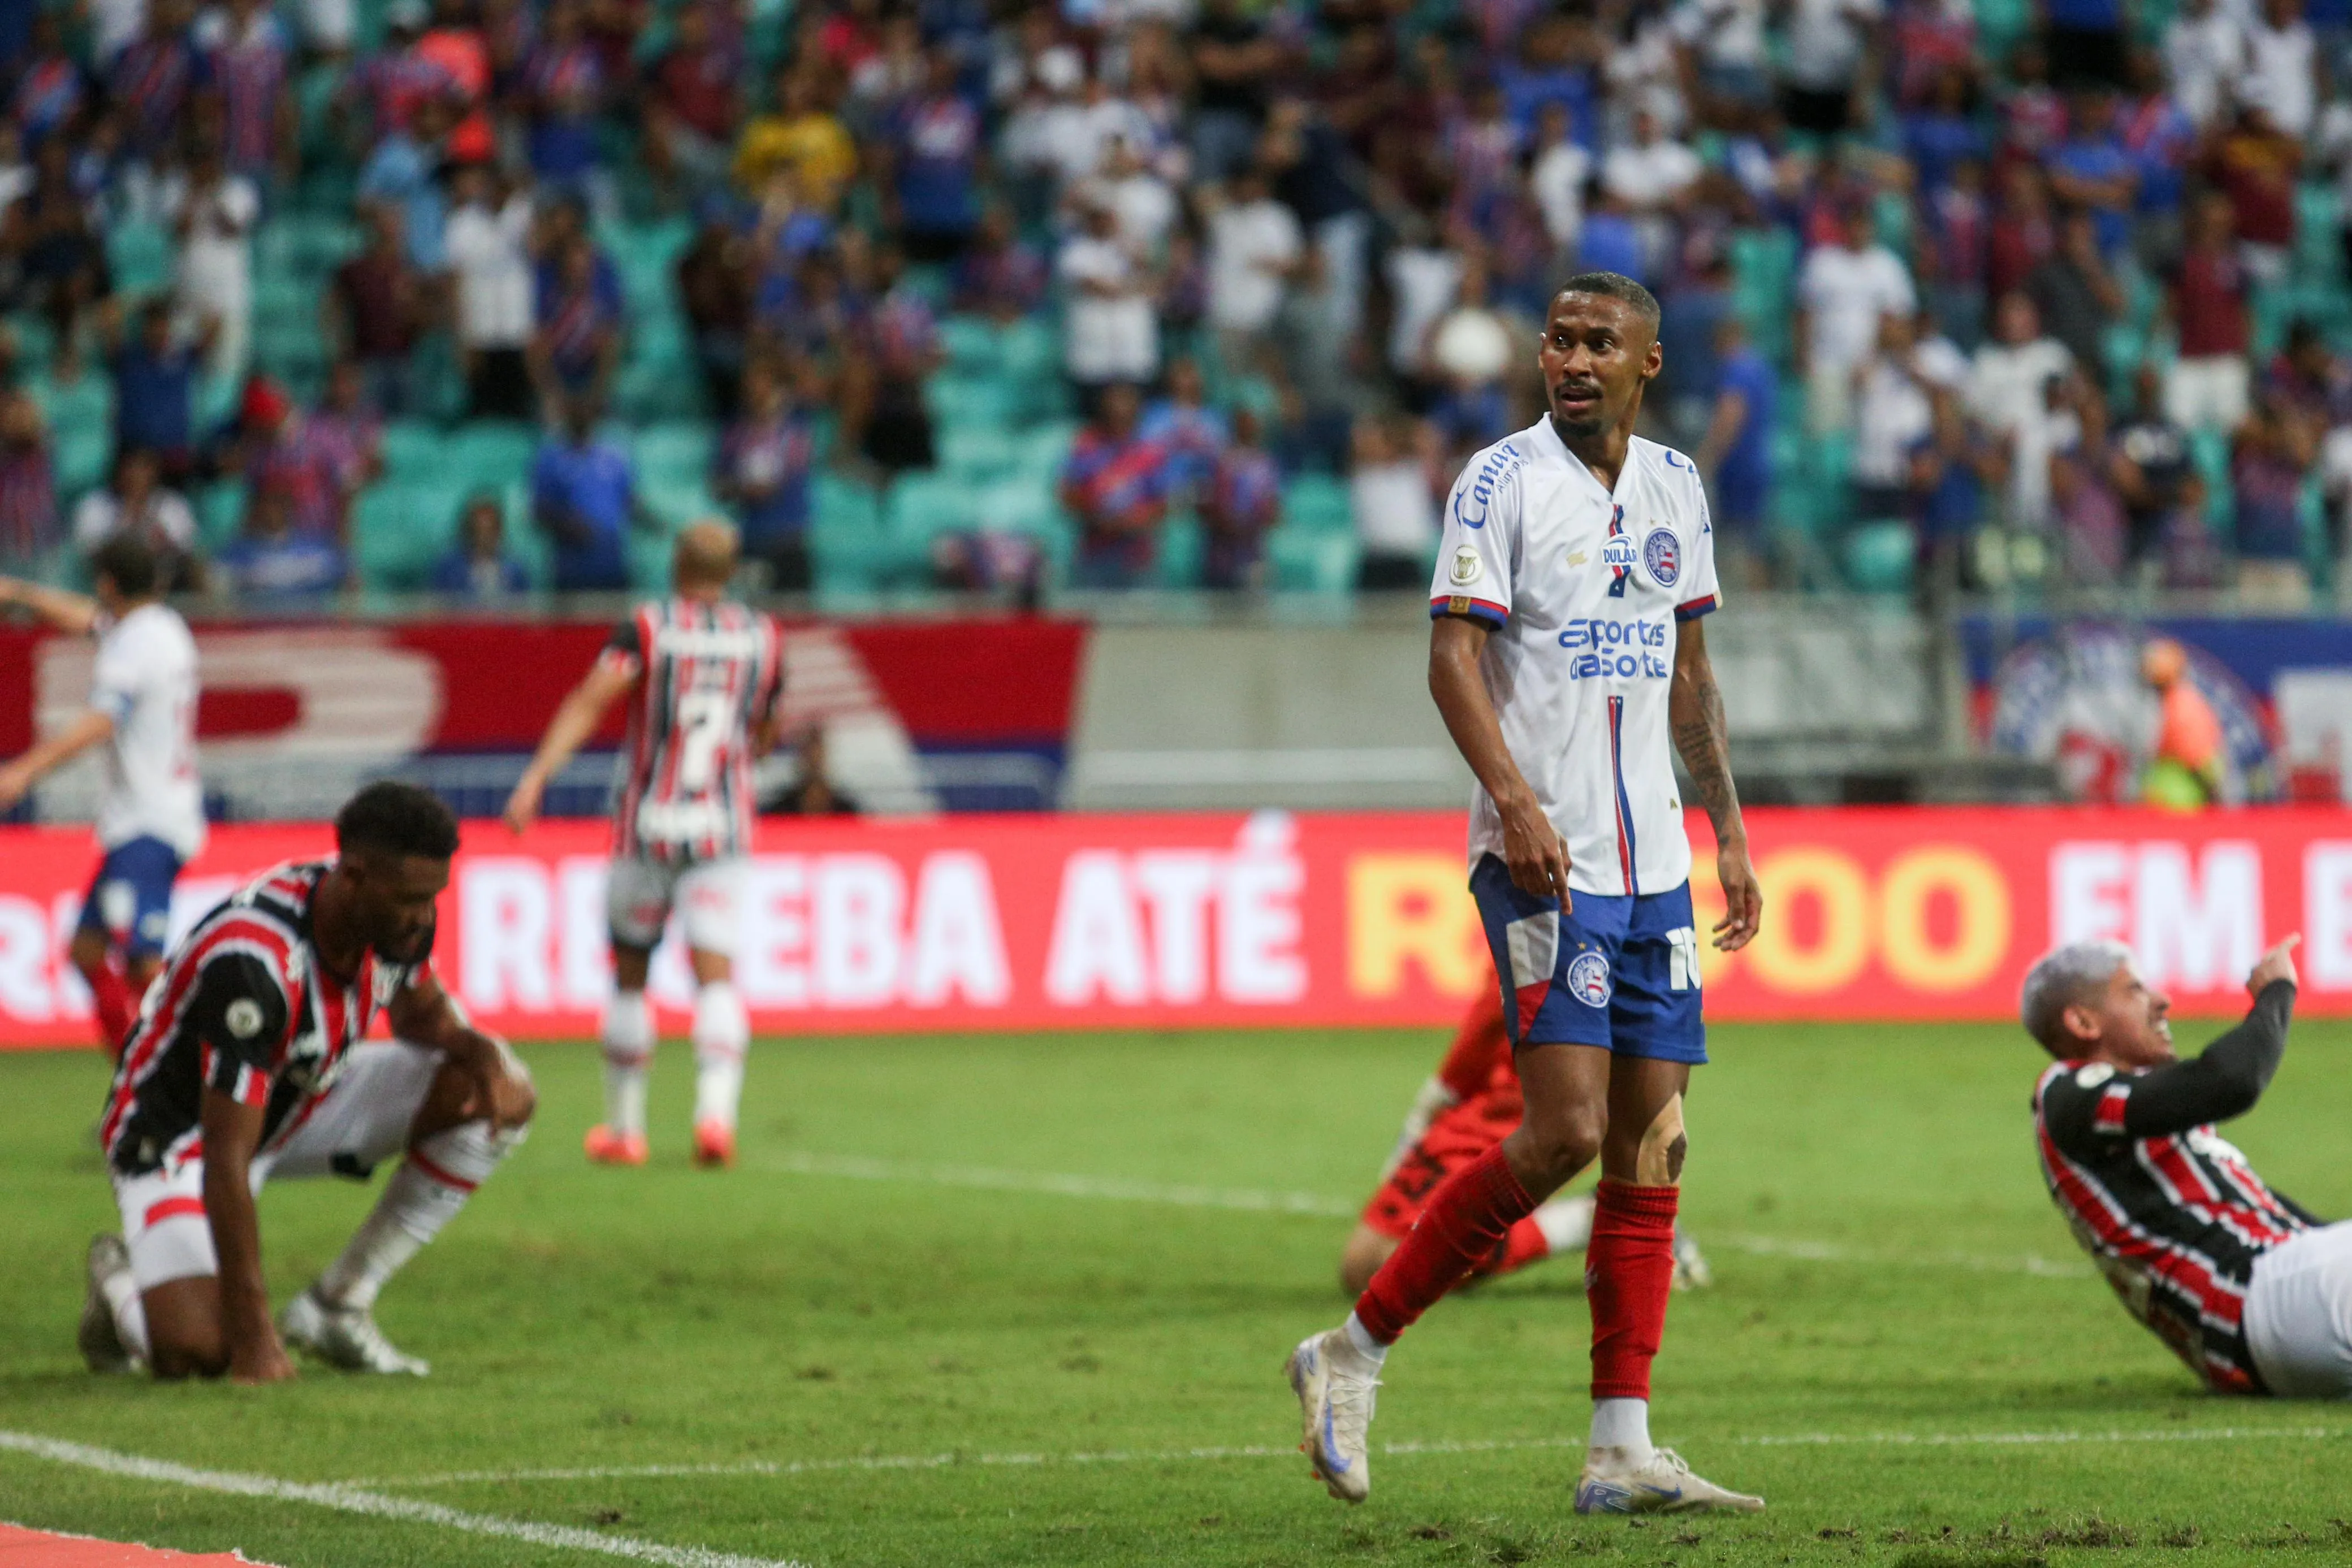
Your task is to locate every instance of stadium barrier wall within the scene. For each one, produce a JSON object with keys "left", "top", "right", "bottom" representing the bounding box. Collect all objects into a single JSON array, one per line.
[{"left": 2, "top": 807, "right": 2350, "bottom": 1045}]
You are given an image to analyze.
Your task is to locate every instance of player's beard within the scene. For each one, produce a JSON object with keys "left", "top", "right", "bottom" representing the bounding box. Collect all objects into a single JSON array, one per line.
[{"left": 1549, "top": 379, "right": 1612, "bottom": 442}]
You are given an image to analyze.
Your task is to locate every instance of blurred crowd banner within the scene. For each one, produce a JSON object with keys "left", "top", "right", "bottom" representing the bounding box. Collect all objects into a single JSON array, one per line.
[
  {"left": 1964, "top": 615, "right": 2352, "bottom": 806},
  {"left": 2, "top": 807, "right": 2350, "bottom": 1045},
  {"left": 0, "top": 616, "right": 1087, "bottom": 818}
]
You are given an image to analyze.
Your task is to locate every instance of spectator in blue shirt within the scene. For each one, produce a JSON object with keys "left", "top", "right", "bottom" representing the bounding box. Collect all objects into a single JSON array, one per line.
[
  {"left": 2047, "top": 92, "right": 2138, "bottom": 256},
  {"left": 216, "top": 484, "right": 346, "bottom": 604},
  {"left": 1696, "top": 314, "right": 1777, "bottom": 587},
  {"left": 429, "top": 493, "right": 533, "bottom": 597},
  {"left": 531, "top": 393, "right": 648, "bottom": 591},
  {"left": 885, "top": 49, "right": 982, "bottom": 263},
  {"left": 355, "top": 94, "right": 450, "bottom": 271},
  {"left": 104, "top": 298, "right": 207, "bottom": 480},
  {"left": 1900, "top": 68, "right": 1987, "bottom": 196},
  {"left": 712, "top": 359, "right": 817, "bottom": 591}
]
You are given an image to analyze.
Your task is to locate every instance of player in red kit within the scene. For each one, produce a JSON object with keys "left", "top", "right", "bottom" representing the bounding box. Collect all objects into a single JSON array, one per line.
[
  {"left": 1285, "top": 274, "right": 1766, "bottom": 1513},
  {"left": 505, "top": 522, "right": 785, "bottom": 1168},
  {"left": 1341, "top": 984, "right": 1711, "bottom": 1297}
]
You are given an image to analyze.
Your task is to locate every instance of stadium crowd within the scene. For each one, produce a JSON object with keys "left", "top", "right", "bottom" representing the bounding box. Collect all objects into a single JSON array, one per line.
[{"left": 0, "top": 0, "right": 2340, "bottom": 598}]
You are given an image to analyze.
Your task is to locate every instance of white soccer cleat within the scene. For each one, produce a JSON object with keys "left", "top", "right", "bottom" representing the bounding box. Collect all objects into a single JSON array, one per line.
[
  {"left": 280, "top": 1287, "right": 430, "bottom": 1376},
  {"left": 1671, "top": 1227, "right": 1713, "bottom": 1291},
  {"left": 78, "top": 1235, "right": 137, "bottom": 1374},
  {"left": 1285, "top": 1328, "right": 1379, "bottom": 1503},
  {"left": 1575, "top": 1446, "right": 1765, "bottom": 1515}
]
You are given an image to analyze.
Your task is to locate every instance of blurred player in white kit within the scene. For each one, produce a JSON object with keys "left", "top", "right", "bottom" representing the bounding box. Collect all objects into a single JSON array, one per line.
[
  {"left": 504, "top": 522, "right": 785, "bottom": 1168},
  {"left": 0, "top": 535, "right": 204, "bottom": 1052}
]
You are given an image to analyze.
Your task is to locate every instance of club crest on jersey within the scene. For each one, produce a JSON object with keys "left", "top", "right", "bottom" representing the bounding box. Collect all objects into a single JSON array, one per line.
[
  {"left": 1642, "top": 526, "right": 1681, "bottom": 588},
  {"left": 1567, "top": 951, "right": 1612, "bottom": 1007}
]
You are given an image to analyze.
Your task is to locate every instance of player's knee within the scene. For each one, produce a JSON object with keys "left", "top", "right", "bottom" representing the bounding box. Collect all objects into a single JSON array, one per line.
[
  {"left": 1516, "top": 1106, "right": 1605, "bottom": 1191},
  {"left": 1635, "top": 1095, "right": 1687, "bottom": 1187}
]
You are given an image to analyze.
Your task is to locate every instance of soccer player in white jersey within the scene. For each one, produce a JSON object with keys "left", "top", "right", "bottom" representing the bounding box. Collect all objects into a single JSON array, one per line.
[
  {"left": 0, "top": 536, "right": 204, "bottom": 1053},
  {"left": 504, "top": 522, "right": 785, "bottom": 1169},
  {"left": 1286, "top": 273, "right": 1767, "bottom": 1513},
  {"left": 81, "top": 782, "right": 535, "bottom": 1380}
]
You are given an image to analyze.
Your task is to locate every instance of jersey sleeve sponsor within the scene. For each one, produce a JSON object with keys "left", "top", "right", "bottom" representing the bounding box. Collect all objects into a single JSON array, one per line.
[
  {"left": 185, "top": 950, "right": 293, "bottom": 1107},
  {"left": 1672, "top": 458, "right": 1721, "bottom": 622},
  {"left": 1430, "top": 440, "right": 1523, "bottom": 628}
]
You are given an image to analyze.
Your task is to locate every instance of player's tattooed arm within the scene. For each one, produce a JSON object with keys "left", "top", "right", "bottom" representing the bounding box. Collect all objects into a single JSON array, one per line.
[{"left": 1670, "top": 620, "right": 1762, "bottom": 951}]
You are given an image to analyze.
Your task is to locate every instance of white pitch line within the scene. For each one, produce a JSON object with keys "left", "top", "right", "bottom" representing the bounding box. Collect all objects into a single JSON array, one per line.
[
  {"left": 754, "top": 1151, "right": 2094, "bottom": 1277},
  {"left": 358, "top": 1426, "right": 2345, "bottom": 1492},
  {"left": 0, "top": 1430, "right": 810, "bottom": 1568}
]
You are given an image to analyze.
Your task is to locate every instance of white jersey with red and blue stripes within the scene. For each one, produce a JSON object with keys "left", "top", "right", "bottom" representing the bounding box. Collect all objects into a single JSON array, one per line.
[
  {"left": 1430, "top": 421, "right": 1720, "bottom": 898},
  {"left": 602, "top": 599, "right": 786, "bottom": 864},
  {"left": 101, "top": 860, "right": 435, "bottom": 1178}
]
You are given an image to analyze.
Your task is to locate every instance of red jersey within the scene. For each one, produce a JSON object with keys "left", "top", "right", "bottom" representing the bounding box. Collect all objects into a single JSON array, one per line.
[{"left": 603, "top": 597, "right": 785, "bottom": 863}]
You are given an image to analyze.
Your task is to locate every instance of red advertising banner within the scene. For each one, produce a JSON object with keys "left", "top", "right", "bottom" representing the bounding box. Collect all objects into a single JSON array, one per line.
[{"left": 3, "top": 807, "right": 2350, "bottom": 1047}]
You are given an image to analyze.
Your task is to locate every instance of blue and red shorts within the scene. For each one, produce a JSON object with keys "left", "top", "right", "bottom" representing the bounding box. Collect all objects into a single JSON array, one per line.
[{"left": 1468, "top": 854, "right": 1707, "bottom": 1063}]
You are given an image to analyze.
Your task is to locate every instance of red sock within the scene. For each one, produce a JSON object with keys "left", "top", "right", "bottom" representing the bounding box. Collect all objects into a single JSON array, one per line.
[
  {"left": 1586, "top": 1180, "right": 1679, "bottom": 1400},
  {"left": 1355, "top": 1144, "right": 1536, "bottom": 1343},
  {"left": 83, "top": 959, "right": 133, "bottom": 1056},
  {"left": 1470, "top": 1215, "right": 1552, "bottom": 1281}
]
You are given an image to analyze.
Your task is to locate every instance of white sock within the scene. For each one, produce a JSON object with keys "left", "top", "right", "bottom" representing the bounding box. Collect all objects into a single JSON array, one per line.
[
  {"left": 602, "top": 990, "right": 654, "bottom": 1136},
  {"left": 316, "top": 1121, "right": 525, "bottom": 1311},
  {"left": 1590, "top": 1397, "right": 1654, "bottom": 1465},
  {"left": 100, "top": 1257, "right": 148, "bottom": 1361},
  {"left": 1533, "top": 1194, "right": 1597, "bottom": 1255},
  {"left": 690, "top": 982, "right": 749, "bottom": 1132},
  {"left": 1341, "top": 1312, "right": 1389, "bottom": 1366}
]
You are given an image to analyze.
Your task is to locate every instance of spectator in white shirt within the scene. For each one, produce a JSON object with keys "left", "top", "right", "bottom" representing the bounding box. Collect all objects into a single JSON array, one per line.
[
  {"left": 1350, "top": 414, "right": 1440, "bottom": 590},
  {"left": 2164, "top": 0, "right": 2246, "bottom": 128},
  {"left": 442, "top": 163, "right": 537, "bottom": 421},
  {"left": 1077, "top": 135, "right": 1178, "bottom": 258},
  {"left": 1673, "top": 0, "right": 1772, "bottom": 110},
  {"left": 74, "top": 449, "right": 201, "bottom": 591},
  {"left": 2238, "top": 0, "right": 2318, "bottom": 140},
  {"left": 1207, "top": 167, "right": 1303, "bottom": 379},
  {"left": 1966, "top": 291, "right": 2075, "bottom": 435},
  {"left": 1059, "top": 198, "right": 1160, "bottom": 397},
  {"left": 1795, "top": 205, "right": 1917, "bottom": 433},
  {"left": 1528, "top": 103, "right": 1592, "bottom": 265},
  {"left": 1849, "top": 313, "right": 1938, "bottom": 519},
  {"left": 1601, "top": 105, "right": 1703, "bottom": 277},
  {"left": 162, "top": 142, "right": 258, "bottom": 383}
]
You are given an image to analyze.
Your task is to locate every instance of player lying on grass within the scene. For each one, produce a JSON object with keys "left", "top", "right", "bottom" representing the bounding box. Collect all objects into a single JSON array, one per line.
[
  {"left": 1287, "top": 273, "right": 1766, "bottom": 1516},
  {"left": 505, "top": 521, "right": 784, "bottom": 1169},
  {"left": 80, "top": 782, "right": 535, "bottom": 1381},
  {"left": 1341, "top": 982, "right": 1710, "bottom": 1296},
  {"left": 0, "top": 537, "right": 202, "bottom": 1054},
  {"left": 2028, "top": 934, "right": 2352, "bottom": 1398}
]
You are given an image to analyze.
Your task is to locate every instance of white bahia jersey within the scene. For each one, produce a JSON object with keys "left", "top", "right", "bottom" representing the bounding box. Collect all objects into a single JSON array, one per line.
[
  {"left": 1429, "top": 420, "right": 1720, "bottom": 899},
  {"left": 90, "top": 602, "right": 205, "bottom": 859}
]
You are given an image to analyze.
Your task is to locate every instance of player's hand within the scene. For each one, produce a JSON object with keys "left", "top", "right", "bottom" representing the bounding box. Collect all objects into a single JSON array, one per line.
[
  {"left": 461, "top": 1034, "right": 535, "bottom": 1133},
  {"left": 1498, "top": 790, "right": 1571, "bottom": 906},
  {"left": 230, "top": 1330, "right": 297, "bottom": 1385},
  {"left": 1713, "top": 836, "right": 1762, "bottom": 952},
  {"left": 501, "top": 775, "right": 543, "bottom": 837},
  {"left": 0, "top": 760, "right": 32, "bottom": 811},
  {"left": 2247, "top": 934, "right": 2300, "bottom": 997}
]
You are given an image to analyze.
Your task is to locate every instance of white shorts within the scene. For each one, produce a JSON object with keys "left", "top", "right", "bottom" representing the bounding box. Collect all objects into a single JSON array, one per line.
[
  {"left": 2245, "top": 1222, "right": 2352, "bottom": 1398},
  {"left": 607, "top": 854, "right": 742, "bottom": 957},
  {"left": 110, "top": 1042, "right": 445, "bottom": 1292},
  {"left": 2164, "top": 356, "right": 2251, "bottom": 435}
]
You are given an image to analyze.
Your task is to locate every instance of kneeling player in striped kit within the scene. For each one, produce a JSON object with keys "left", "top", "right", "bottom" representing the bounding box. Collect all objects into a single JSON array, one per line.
[
  {"left": 2029, "top": 934, "right": 2352, "bottom": 1398},
  {"left": 81, "top": 783, "right": 535, "bottom": 1380}
]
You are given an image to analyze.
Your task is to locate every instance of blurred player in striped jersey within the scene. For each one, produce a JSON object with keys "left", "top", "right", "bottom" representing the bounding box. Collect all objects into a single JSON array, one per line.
[
  {"left": 504, "top": 522, "right": 785, "bottom": 1168},
  {"left": 1342, "top": 982, "right": 1711, "bottom": 1297},
  {"left": 0, "top": 536, "right": 204, "bottom": 1052}
]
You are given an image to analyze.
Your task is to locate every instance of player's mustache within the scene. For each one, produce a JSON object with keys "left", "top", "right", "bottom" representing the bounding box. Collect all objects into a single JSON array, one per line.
[{"left": 1553, "top": 380, "right": 1603, "bottom": 401}]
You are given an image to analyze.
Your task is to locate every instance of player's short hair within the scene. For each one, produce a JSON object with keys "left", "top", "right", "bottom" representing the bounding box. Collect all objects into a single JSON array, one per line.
[
  {"left": 336, "top": 781, "right": 460, "bottom": 862},
  {"left": 2020, "top": 941, "right": 2133, "bottom": 1055},
  {"left": 1554, "top": 272, "right": 1663, "bottom": 332},
  {"left": 90, "top": 533, "right": 159, "bottom": 599}
]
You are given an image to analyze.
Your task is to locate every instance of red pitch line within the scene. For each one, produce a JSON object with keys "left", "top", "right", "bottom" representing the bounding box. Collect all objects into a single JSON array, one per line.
[{"left": 0, "top": 1523, "right": 280, "bottom": 1566}]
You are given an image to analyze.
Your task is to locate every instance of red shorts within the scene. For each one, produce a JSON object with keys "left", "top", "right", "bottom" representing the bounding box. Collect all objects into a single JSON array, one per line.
[{"left": 1360, "top": 1089, "right": 1523, "bottom": 1241}]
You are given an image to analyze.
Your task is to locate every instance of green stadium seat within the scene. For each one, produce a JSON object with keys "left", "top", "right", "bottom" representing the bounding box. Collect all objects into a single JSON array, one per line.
[
  {"left": 379, "top": 420, "right": 443, "bottom": 479},
  {"left": 939, "top": 424, "right": 1019, "bottom": 482},
  {"left": 1841, "top": 521, "right": 1916, "bottom": 595},
  {"left": 107, "top": 222, "right": 172, "bottom": 298},
  {"left": 884, "top": 470, "right": 978, "bottom": 540},
  {"left": 193, "top": 479, "right": 248, "bottom": 552},
  {"left": 633, "top": 422, "right": 715, "bottom": 487},
  {"left": 1266, "top": 524, "right": 1360, "bottom": 593},
  {"left": 353, "top": 480, "right": 467, "bottom": 590},
  {"left": 939, "top": 315, "right": 998, "bottom": 372},
  {"left": 52, "top": 419, "right": 112, "bottom": 500},
  {"left": 928, "top": 374, "right": 1021, "bottom": 431},
  {"left": 1281, "top": 474, "right": 1352, "bottom": 536},
  {"left": 1155, "top": 513, "right": 1204, "bottom": 588}
]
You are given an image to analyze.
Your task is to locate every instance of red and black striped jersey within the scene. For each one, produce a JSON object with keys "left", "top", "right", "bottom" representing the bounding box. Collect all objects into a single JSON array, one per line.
[
  {"left": 101, "top": 860, "right": 435, "bottom": 1177},
  {"left": 2034, "top": 1056, "right": 2317, "bottom": 1393},
  {"left": 602, "top": 599, "right": 786, "bottom": 863}
]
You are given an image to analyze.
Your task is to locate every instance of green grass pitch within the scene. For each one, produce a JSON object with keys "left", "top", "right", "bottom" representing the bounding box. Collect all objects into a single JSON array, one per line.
[{"left": 2, "top": 1021, "right": 2350, "bottom": 1567}]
